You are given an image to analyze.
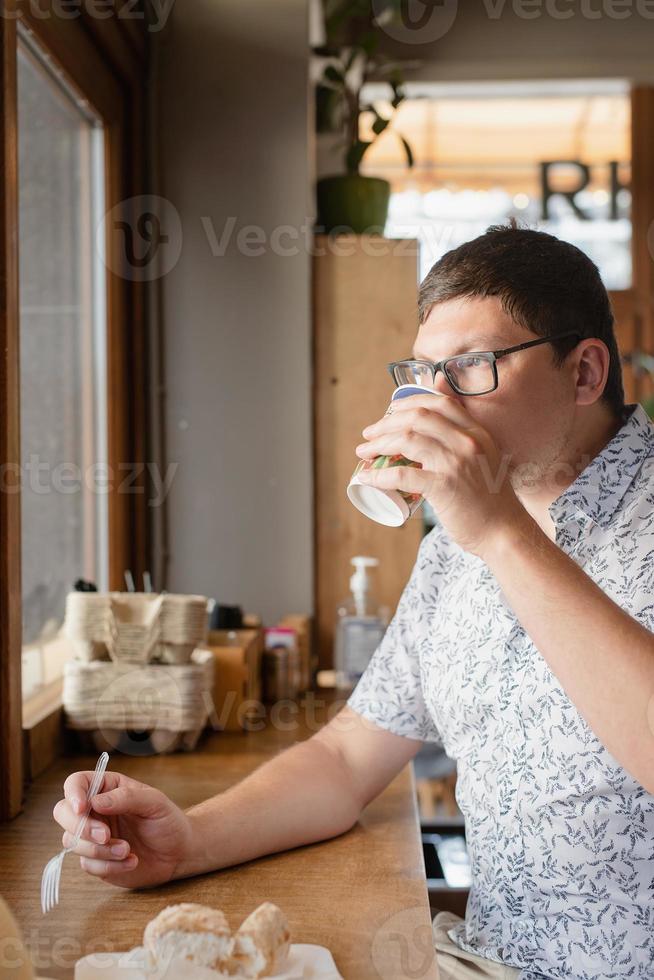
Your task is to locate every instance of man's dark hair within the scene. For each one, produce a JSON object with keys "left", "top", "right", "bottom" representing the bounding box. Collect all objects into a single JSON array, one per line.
[{"left": 418, "top": 223, "right": 625, "bottom": 417}]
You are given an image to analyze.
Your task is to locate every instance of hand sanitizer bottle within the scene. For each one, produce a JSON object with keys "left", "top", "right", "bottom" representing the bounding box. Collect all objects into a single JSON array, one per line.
[{"left": 335, "top": 556, "right": 388, "bottom": 690}]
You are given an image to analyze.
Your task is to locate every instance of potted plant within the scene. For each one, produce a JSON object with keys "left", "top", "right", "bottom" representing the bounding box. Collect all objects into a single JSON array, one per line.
[{"left": 314, "top": 0, "right": 416, "bottom": 234}]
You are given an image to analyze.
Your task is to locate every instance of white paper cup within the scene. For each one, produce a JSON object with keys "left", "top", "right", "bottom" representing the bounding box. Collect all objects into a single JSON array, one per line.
[{"left": 347, "top": 383, "right": 442, "bottom": 527}]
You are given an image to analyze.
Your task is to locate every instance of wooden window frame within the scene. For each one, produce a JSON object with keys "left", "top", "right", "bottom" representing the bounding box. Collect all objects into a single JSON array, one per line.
[
  {"left": 601, "top": 87, "right": 654, "bottom": 405},
  {"left": 0, "top": 0, "right": 149, "bottom": 820},
  {"left": 616, "top": 87, "right": 654, "bottom": 406}
]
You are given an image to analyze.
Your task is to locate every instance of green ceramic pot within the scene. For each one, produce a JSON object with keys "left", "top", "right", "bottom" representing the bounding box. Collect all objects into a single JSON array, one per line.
[{"left": 316, "top": 175, "right": 391, "bottom": 234}]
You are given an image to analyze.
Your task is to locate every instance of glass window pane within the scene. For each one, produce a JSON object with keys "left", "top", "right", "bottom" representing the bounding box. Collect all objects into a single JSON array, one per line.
[
  {"left": 361, "top": 81, "right": 631, "bottom": 291},
  {"left": 18, "top": 34, "right": 108, "bottom": 697}
]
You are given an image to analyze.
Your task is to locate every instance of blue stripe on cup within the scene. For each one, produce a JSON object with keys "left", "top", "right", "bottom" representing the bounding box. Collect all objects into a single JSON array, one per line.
[{"left": 391, "top": 383, "right": 442, "bottom": 402}]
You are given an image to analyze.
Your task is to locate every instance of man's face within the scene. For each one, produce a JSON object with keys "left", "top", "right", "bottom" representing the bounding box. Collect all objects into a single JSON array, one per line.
[{"left": 414, "top": 295, "right": 579, "bottom": 486}]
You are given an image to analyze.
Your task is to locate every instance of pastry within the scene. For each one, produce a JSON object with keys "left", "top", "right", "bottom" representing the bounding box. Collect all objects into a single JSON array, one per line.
[
  {"left": 143, "top": 900, "right": 291, "bottom": 979},
  {"left": 227, "top": 902, "right": 291, "bottom": 978},
  {"left": 143, "top": 902, "right": 233, "bottom": 977}
]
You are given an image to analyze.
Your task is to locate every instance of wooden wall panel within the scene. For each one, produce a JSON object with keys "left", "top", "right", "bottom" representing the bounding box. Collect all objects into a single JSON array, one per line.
[
  {"left": 313, "top": 237, "right": 424, "bottom": 669},
  {"left": 631, "top": 87, "right": 654, "bottom": 359}
]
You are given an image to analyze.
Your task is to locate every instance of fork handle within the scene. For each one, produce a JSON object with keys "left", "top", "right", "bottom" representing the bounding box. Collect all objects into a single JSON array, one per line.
[{"left": 70, "top": 751, "right": 109, "bottom": 847}]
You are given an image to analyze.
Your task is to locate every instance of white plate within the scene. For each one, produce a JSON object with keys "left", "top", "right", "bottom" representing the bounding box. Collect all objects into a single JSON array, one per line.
[{"left": 74, "top": 944, "right": 343, "bottom": 980}]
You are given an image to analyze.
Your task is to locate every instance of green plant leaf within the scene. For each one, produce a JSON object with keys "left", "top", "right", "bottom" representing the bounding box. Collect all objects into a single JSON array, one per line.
[
  {"left": 346, "top": 140, "right": 372, "bottom": 175},
  {"left": 359, "top": 29, "right": 379, "bottom": 56},
  {"left": 315, "top": 84, "right": 343, "bottom": 134},
  {"left": 324, "top": 64, "right": 345, "bottom": 85},
  {"left": 344, "top": 47, "right": 359, "bottom": 73},
  {"left": 323, "top": 0, "right": 358, "bottom": 43},
  {"left": 372, "top": 114, "right": 390, "bottom": 136},
  {"left": 312, "top": 44, "right": 341, "bottom": 58},
  {"left": 399, "top": 134, "right": 414, "bottom": 168},
  {"left": 390, "top": 79, "right": 405, "bottom": 109}
]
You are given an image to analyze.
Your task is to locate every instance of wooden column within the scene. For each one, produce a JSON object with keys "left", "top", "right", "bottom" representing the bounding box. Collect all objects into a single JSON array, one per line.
[
  {"left": 0, "top": 0, "right": 23, "bottom": 821},
  {"left": 610, "top": 87, "right": 654, "bottom": 405},
  {"left": 313, "top": 236, "right": 423, "bottom": 670},
  {"left": 629, "top": 87, "right": 654, "bottom": 403},
  {"left": 632, "top": 88, "right": 654, "bottom": 344}
]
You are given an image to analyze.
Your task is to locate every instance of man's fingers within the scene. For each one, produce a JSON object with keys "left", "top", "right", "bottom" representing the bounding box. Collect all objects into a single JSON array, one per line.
[
  {"left": 356, "top": 462, "right": 460, "bottom": 509},
  {"left": 357, "top": 430, "right": 452, "bottom": 469},
  {"left": 62, "top": 831, "right": 131, "bottom": 862},
  {"left": 361, "top": 404, "right": 491, "bottom": 464},
  {"left": 52, "top": 798, "right": 111, "bottom": 844},
  {"left": 364, "top": 393, "right": 475, "bottom": 435},
  {"left": 91, "top": 784, "right": 165, "bottom": 819},
  {"left": 80, "top": 853, "right": 139, "bottom": 878},
  {"left": 357, "top": 464, "right": 429, "bottom": 495},
  {"left": 63, "top": 769, "right": 121, "bottom": 815},
  {"left": 357, "top": 414, "right": 478, "bottom": 459},
  {"left": 391, "top": 392, "right": 471, "bottom": 422}
]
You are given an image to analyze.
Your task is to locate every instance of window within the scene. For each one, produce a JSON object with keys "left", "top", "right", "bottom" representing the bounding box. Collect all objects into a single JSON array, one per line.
[
  {"left": 0, "top": 5, "right": 148, "bottom": 819},
  {"left": 361, "top": 78, "right": 654, "bottom": 531},
  {"left": 361, "top": 80, "right": 631, "bottom": 290},
  {"left": 18, "top": 32, "right": 109, "bottom": 699}
]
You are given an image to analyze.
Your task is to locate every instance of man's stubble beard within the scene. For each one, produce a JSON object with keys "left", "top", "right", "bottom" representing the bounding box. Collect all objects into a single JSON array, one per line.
[{"left": 505, "top": 417, "right": 579, "bottom": 500}]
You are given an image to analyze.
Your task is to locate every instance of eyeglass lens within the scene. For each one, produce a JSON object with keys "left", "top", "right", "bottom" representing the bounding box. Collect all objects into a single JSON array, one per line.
[
  {"left": 443, "top": 354, "right": 495, "bottom": 394},
  {"left": 394, "top": 355, "right": 495, "bottom": 394}
]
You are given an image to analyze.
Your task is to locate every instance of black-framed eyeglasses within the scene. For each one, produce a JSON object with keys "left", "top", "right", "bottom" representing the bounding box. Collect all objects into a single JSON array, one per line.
[{"left": 387, "top": 331, "right": 580, "bottom": 396}]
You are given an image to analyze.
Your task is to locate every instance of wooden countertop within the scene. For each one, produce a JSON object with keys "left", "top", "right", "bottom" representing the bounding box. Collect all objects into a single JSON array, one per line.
[{"left": 0, "top": 691, "right": 438, "bottom": 980}]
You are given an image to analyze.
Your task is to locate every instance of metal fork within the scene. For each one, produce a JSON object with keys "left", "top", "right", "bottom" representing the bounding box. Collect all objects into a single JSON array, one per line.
[{"left": 40, "top": 751, "right": 109, "bottom": 914}]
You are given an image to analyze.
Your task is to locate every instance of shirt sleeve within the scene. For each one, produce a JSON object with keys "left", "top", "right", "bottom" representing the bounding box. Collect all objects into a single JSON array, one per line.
[{"left": 346, "top": 530, "right": 443, "bottom": 744}]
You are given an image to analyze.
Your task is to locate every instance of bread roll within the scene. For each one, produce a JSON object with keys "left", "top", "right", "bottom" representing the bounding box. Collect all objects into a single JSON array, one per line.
[
  {"left": 227, "top": 902, "right": 291, "bottom": 979},
  {"left": 143, "top": 903, "right": 233, "bottom": 977}
]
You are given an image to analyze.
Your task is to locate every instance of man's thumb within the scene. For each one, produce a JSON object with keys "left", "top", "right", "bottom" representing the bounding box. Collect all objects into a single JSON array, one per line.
[{"left": 92, "top": 784, "right": 164, "bottom": 818}]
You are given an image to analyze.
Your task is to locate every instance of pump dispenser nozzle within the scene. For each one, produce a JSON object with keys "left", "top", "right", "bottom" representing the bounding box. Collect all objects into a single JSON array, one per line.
[{"left": 350, "top": 556, "right": 379, "bottom": 617}]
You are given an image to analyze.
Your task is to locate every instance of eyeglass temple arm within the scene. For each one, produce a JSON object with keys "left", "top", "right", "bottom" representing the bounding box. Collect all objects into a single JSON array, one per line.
[{"left": 493, "top": 331, "right": 580, "bottom": 360}]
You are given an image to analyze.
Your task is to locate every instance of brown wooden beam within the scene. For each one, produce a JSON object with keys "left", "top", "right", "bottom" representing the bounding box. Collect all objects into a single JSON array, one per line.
[
  {"left": 631, "top": 89, "right": 654, "bottom": 360},
  {"left": 0, "top": 0, "right": 24, "bottom": 821}
]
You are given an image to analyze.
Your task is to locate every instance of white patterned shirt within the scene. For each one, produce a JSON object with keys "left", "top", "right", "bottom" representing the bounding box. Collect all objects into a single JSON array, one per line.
[{"left": 347, "top": 403, "right": 654, "bottom": 980}]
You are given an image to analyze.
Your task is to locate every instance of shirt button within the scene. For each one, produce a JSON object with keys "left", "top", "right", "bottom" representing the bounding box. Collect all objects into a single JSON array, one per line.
[{"left": 515, "top": 919, "right": 529, "bottom": 935}]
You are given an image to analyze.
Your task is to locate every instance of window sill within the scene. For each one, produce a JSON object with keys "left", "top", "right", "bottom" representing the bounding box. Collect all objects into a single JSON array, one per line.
[
  {"left": 22, "top": 677, "right": 65, "bottom": 784},
  {"left": 22, "top": 676, "right": 63, "bottom": 730}
]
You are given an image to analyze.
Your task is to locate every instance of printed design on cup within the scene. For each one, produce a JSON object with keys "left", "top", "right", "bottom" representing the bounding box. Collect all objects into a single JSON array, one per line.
[{"left": 352, "top": 454, "right": 423, "bottom": 508}]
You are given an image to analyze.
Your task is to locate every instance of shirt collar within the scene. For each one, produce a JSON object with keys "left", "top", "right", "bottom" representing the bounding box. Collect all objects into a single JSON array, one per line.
[{"left": 548, "top": 403, "right": 654, "bottom": 529}]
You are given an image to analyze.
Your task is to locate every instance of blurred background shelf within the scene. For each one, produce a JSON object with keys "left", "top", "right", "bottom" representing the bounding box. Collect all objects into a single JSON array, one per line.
[{"left": 414, "top": 742, "right": 470, "bottom": 917}]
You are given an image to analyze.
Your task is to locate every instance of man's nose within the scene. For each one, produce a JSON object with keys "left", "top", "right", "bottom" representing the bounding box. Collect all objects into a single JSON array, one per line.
[{"left": 433, "top": 371, "right": 455, "bottom": 397}]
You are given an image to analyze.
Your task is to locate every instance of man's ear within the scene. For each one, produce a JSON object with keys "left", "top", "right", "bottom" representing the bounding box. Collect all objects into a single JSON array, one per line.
[{"left": 573, "top": 338, "right": 610, "bottom": 407}]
